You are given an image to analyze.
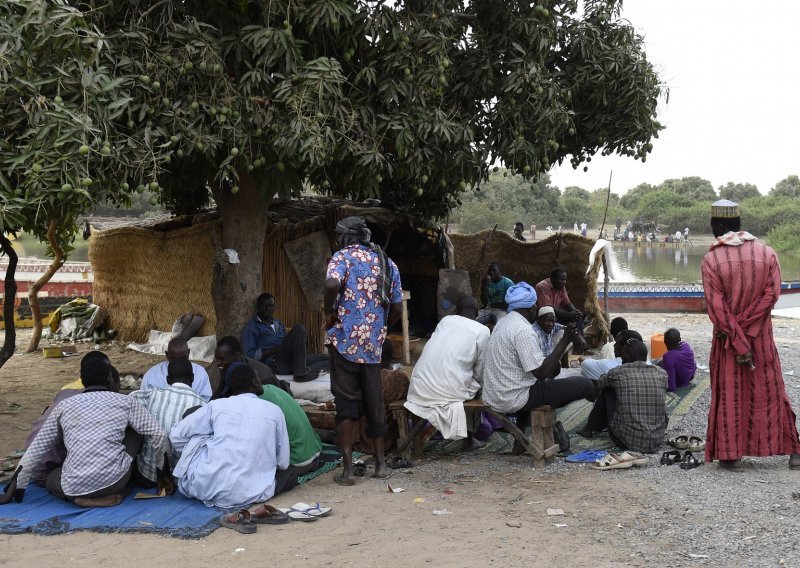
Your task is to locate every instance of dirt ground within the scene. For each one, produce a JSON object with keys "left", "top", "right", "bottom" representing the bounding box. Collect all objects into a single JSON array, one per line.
[{"left": 1, "top": 313, "right": 799, "bottom": 567}]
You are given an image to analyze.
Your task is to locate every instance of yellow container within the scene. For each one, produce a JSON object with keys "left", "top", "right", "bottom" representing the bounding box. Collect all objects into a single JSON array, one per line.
[
  {"left": 651, "top": 334, "right": 667, "bottom": 359},
  {"left": 42, "top": 347, "right": 63, "bottom": 358}
]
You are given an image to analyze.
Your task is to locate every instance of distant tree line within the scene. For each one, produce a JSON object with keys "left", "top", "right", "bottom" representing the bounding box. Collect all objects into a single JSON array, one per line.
[{"left": 453, "top": 171, "right": 800, "bottom": 252}]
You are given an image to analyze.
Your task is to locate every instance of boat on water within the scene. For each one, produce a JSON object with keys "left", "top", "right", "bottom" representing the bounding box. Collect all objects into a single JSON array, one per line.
[
  {"left": 0, "top": 258, "right": 93, "bottom": 329},
  {"left": 600, "top": 282, "right": 800, "bottom": 313}
]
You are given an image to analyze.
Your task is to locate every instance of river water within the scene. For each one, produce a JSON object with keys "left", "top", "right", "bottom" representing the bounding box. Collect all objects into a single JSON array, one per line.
[{"left": 609, "top": 243, "right": 800, "bottom": 284}]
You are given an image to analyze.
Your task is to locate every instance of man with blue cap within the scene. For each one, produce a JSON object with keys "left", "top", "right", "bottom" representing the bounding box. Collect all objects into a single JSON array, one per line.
[{"left": 482, "top": 282, "right": 595, "bottom": 448}]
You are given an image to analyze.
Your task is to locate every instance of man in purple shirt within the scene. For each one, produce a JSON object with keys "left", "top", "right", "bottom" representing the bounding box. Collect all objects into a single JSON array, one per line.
[
  {"left": 661, "top": 328, "right": 697, "bottom": 392},
  {"left": 324, "top": 216, "right": 403, "bottom": 485}
]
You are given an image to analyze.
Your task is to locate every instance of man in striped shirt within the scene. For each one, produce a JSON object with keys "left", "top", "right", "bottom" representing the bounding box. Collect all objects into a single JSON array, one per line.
[
  {"left": 130, "top": 359, "right": 207, "bottom": 487},
  {"left": 13, "top": 355, "right": 168, "bottom": 507}
]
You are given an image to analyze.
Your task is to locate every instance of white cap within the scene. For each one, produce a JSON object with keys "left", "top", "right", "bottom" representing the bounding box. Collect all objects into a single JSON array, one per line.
[{"left": 537, "top": 306, "right": 555, "bottom": 317}]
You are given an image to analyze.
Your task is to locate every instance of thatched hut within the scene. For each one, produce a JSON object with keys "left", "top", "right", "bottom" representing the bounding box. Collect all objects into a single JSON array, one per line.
[
  {"left": 88, "top": 198, "right": 448, "bottom": 351},
  {"left": 450, "top": 230, "right": 609, "bottom": 342}
]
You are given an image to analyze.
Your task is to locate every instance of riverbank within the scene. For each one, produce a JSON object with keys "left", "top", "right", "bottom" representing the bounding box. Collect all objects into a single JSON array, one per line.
[{"left": 2, "top": 313, "right": 800, "bottom": 566}]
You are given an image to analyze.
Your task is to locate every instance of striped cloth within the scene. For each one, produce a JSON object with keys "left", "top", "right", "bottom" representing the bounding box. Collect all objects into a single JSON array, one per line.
[{"left": 130, "top": 384, "right": 207, "bottom": 482}]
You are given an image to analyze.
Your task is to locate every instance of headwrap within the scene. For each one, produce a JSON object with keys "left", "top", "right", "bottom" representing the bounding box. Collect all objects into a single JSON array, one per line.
[
  {"left": 537, "top": 306, "right": 555, "bottom": 318},
  {"left": 505, "top": 282, "right": 538, "bottom": 312},
  {"left": 335, "top": 216, "right": 372, "bottom": 247},
  {"left": 336, "top": 216, "right": 394, "bottom": 308}
]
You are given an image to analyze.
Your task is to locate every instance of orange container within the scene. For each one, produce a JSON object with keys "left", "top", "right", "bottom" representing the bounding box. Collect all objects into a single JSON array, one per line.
[{"left": 651, "top": 333, "right": 667, "bottom": 359}]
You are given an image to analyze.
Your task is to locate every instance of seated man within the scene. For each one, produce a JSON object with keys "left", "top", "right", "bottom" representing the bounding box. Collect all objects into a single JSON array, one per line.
[
  {"left": 477, "top": 261, "right": 514, "bottom": 326},
  {"left": 660, "top": 328, "right": 697, "bottom": 392},
  {"left": 24, "top": 352, "right": 119, "bottom": 486},
  {"left": 257, "top": 365, "right": 323, "bottom": 476},
  {"left": 242, "top": 292, "right": 328, "bottom": 382},
  {"left": 482, "top": 282, "right": 595, "bottom": 444},
  {"left": 577, "top": 339, "right": 668, "bottom": 454},
  {"left": 531, "top": 307, "right": 588, "bottom": 367},
  {"left": 169, "top": 364, "right": 291, "bottom": 509},
  {"left": 581, "top": 330, "right": 643, "bottom": 381},
  {"left": 141, "top": 338, "right": 212, "bottom": 401},
  {"left": 599, "top": 317, "right": 628, "bottom": 359},
  {"left": 130, "top": 359, "right": 208, "bottom": 488},
  {"left": 535, "top": 268, "right": 583, "bottom": 332},
  {"left": 14, "top": 354, "right": 168, "bottom": 507},
  {"left": 405, "top": 296, "right": 491, "bottom": 450},
  {"left": 209, "top": 336, "right": 288, "bottom": 399}
]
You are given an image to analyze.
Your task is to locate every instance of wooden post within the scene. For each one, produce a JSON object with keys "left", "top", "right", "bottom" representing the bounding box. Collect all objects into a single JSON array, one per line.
[
  {"left": 602, "top": 253, "right": 610, "bottom": 325},
  {"left": 401, "top": 290, "right": 411, "bottom": 365}
]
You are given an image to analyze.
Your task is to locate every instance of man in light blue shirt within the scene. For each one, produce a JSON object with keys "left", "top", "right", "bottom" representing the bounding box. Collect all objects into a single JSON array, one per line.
[
  {"left": 141, "top": 338, "right": 212, "bottom": 401},
  {"left": 170, "top": 364, "right": 291, "bottom": 509},
  {"left": 580, "top": 330, "right": 643, "bottom": 380}
]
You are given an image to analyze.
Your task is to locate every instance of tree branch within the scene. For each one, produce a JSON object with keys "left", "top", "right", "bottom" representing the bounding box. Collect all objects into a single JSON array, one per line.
[
  {"left": 26, "top": 221, "right": 64, "bottom": 353},
  {"left": 0, "top": 235, "right": 19, "bottom": 369}
]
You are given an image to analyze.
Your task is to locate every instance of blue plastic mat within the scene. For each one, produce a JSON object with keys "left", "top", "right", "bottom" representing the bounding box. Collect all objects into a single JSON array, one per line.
[{"left": 0, "top": 485, "right": 220, "bottom": 538}]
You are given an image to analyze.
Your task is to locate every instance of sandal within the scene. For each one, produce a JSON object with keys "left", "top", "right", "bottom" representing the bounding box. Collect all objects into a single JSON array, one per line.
[
  {"left": 687, "top": 436, "right": 705, "bottom": 452},
  {"left": 668, "top": 435, "right": 689, "bottom": 450},
  {"left": 277, "top": 507, "right": 318, "bottom": 522},
  {"left": 617, "top": 451, "right": 649, "bottom": 466},
  {"left": 220, "top": 509, "right": 257, "bottom": 534},
  {"left": 250, "top": 503, "right": 291, "bottom": 525},
  {"left": 590, "top": 453, "right": 634, "bottom": 470},
  {"left": 660, "top": 450, "right": 682, "bottom": 465},
  {"left": 679, "top": 451, "right": 703, "bottom": 470},
  {"left": 289, "top": 502, "right": 332, "bottom": 517}
]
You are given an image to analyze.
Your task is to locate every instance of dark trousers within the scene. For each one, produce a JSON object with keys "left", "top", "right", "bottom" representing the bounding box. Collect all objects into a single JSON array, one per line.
[
  {"left": 269, "top": 324, "right": 329, "bottom": 377},
  {"left": 585, "top": 389, "right": 626, "bottom": 448},
  {"left": 328, "top": 347, "right": 387, "bottom": 438},
  {"left": 47, "top": 428, "right": 142, "bottom": 501},
  {"left": 273, "top": 458, "right": 320, "bottom": 496},
  {"left": 515, "top": 376, "right": 595, "bottom": 432}
]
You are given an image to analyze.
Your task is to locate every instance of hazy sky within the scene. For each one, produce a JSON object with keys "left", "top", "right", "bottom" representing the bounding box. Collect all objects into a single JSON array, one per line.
[{"left": 550, "top": 0, "right": 800, "bottom": 196}]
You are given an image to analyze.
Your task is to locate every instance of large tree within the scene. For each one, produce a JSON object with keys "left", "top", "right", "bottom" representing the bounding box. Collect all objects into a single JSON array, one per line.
[
  {"left": 718, "top": 181, "right": 760, "bottom": 202},
  {"left": 770, "top": 175, "right": 800, "bottom": 199},
  {"left": 0, "top": 0, "right": 663, "bottom": 343}
]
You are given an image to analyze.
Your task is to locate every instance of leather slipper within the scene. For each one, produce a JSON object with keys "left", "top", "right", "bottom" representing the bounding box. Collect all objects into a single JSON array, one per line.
[
  {"left": 590, "top": 453, "right": 634, "bottom": 470},
  {"left": 679, "top": 451, "right": 703, "bottom": 470},
  {"left": 220, "top": 509, "right": 257, "bottom": 534},
  {"left": 660, "top": 450, "right": 682, "bottom": 465},
  {"left": 250, "top": 503, "right": 291, "bottom": 525},
  {"left": 687, "top": 436, "right": 705, "bottom": 452}
]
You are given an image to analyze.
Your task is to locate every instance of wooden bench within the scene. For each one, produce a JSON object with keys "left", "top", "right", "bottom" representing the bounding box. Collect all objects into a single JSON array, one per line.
[{"left": 389, "top": 398, "right": 560, "bottom": 469}]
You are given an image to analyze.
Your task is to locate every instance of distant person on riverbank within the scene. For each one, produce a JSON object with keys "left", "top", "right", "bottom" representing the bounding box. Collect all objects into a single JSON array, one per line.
[
  {"left": 702, "top": 199, "right": 800, "bottom": 472},
  {"left": 580, "top": 222, "right": 588, "bottom": 238},
  {"left": 656, "top": 328, "right": 696, "bottom": 392},
  {"left": 684, "top": 227, "right": 689, "bottom": 241},
  {"left": 530, "top": 223, "right": 536, "bottom": 240}
]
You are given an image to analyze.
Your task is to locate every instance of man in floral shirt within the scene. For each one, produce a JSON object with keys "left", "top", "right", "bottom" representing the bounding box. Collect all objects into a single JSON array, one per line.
[{"left": 324, "top": 216, "right": 403, "bottom": 485}]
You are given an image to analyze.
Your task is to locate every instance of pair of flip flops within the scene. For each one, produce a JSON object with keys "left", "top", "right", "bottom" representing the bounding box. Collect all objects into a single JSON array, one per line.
[
  {"left": 668, "top": 435, "right": 705, "bottom": 452},
  {"left": 590, "top": 451, "right": 649, "bottom": 470},
  {"left": 660, "top": 450, "right": 703, "bottom": 469},
  {"left": 220, "top": 505, "right": 291, "bottom": 533},
  {"left": 276, "top": 502, "right": 332, "bottom": 521}
]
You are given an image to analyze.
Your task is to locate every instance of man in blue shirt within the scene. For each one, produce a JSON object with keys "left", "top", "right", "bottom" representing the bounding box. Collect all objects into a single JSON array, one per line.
[{"left": 242, "top": 293, "right": 327, "bottom": 382}]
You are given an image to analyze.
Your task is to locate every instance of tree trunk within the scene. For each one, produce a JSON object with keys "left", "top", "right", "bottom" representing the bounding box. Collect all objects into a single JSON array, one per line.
[
  {"left": 26, "top": 220, "right": 64, "bottom": 353},
  {"left": 210, "top": 172, "right": 271, "bottom": 339},
  {"left": 0, "top": 235, "right": 19, "bottom": 369}
]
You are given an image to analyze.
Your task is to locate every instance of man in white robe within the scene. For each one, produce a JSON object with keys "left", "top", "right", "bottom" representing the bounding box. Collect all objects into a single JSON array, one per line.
[{"left": 404, "top": 297, "right": 490, "bottom": 447}]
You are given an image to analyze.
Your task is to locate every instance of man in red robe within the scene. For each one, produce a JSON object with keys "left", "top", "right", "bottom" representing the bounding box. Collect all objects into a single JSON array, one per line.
[{"left": 702, "top": 199, "right": 800, "bottom": 472}]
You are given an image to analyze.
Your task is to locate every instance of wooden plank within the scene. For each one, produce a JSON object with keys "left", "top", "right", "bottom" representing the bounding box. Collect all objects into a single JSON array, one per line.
[{"left": 401, "top": 290, "right": 411, "bottom": 365}]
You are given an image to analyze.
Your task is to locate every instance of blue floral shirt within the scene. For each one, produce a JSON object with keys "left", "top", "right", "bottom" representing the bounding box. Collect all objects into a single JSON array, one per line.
[{"left": 326, "top": 244, "right": 403, "bottom": 364}]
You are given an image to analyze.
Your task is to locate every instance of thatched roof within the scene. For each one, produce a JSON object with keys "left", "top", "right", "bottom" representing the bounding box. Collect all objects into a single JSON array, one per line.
[{"left": 450, "top": 230, "right": 609, "bottom": 341}]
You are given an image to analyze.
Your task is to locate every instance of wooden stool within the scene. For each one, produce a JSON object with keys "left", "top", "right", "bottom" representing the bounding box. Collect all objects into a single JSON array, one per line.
[{"left": 529, "top": 405, "right": 557, "bottom": 469}]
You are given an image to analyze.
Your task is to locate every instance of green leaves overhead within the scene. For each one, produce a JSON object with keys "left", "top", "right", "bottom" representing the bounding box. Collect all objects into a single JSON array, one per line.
[{"left": 0, "top": 0, "right": 663, "bottom": 251}]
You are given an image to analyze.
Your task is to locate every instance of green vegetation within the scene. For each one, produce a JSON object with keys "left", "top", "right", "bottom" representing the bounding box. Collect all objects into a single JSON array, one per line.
[{"left": 454, "top": 172, "right": 800, "bottom": 251}]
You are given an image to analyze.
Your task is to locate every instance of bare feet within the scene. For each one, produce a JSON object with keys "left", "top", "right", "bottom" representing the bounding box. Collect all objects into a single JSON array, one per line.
[
  {"left": 73, "top": 494, "right": 123, "bottom": 508},
  {"left": 334, "top": 472, "right": 356, "bottom": 486},
  {"left": 372, "top": 462, "right": 391, "bottom": 479},
  {"left": 719, "top": 458, "right": 743, "bottom": 473},
  {"left": 462, "top": 437, "right": 486, "bottom": 451}
]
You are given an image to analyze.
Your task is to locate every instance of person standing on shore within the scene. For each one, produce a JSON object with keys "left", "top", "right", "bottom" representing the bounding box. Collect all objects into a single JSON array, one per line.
[{"left": 702, "top": 199, "right": 800, "bottom": 472}]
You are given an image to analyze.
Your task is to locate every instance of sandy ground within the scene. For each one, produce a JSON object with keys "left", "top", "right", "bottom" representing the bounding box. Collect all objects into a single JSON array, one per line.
[{"left": 2, "top": 313, "right": 800, "bottom": 567}]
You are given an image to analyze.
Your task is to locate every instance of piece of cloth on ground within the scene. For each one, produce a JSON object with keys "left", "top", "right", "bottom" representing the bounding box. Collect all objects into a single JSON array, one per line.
[
  {"left": 0, "top": 485, "right": 220, "bottom": 538},
  {"left": 128, "top": 330, "right": 216, "bottom": 363}
]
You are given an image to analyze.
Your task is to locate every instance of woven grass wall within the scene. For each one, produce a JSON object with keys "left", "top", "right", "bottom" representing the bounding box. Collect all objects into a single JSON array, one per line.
[
  {"left": 450, "top": 231, "right": 609, "bottom": 342},
  {"left": 89, "top": 221, "right": 218, "bottom": 342},
  {"left": 262, "top": 217, "right": 329, "bottom": 354}
]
